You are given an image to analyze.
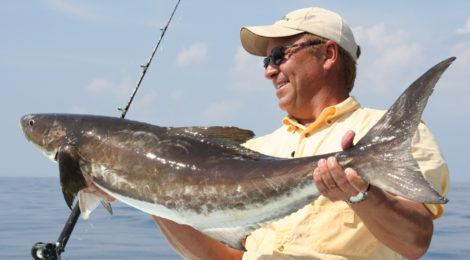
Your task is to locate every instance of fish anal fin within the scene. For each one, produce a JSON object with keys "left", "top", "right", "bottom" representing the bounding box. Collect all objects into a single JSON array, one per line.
[
  {"left": 77, "top": 191, "right": 113, "bottom": 220},
  {"left": 58, "top": 143, "right": 87, "bottom": 209}
]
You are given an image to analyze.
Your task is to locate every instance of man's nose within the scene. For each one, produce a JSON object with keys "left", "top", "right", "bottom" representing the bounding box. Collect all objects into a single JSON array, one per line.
[{"left": 264, "top": 63, "right": 280, "bottom": 80}]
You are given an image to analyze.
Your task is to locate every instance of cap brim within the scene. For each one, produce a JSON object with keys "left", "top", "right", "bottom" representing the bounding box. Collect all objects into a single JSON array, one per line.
[{"left": 240, "top": 25, "right": 304, "bottom": 56}]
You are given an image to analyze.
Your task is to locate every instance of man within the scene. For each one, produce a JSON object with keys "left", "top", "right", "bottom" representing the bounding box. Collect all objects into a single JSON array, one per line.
[
  {"left": 91, "top": 6, "right": 449, "bottom": 260},
  {"left": 235, "top": 7, "right": 449, "bottom": 259}
]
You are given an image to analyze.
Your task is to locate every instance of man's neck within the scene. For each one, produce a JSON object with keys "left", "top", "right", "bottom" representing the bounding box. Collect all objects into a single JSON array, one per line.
[
  {"left": 297, "top": 118, "right": 315, "bottom": 127},
  {"left": 293, "top": 95, "right": 349, "bottom": 126}
]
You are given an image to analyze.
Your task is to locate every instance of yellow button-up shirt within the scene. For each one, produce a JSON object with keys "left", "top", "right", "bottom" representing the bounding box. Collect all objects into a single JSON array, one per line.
[{"left": 242, "top": 97, "right": 449, "bottom": 260}]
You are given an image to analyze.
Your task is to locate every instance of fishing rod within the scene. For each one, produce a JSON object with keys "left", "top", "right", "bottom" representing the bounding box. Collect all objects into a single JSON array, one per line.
[
  {"left": 120, "top": 0, "right": 181, "bottom": 118},
  {"left": 30, "top": 1, "right": 181, "bottom": 259}
]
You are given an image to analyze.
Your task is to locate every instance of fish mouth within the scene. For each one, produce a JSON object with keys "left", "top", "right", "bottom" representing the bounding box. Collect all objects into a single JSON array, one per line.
[{"left": 33, "top": 143, "right": 58, "bottom": 163}]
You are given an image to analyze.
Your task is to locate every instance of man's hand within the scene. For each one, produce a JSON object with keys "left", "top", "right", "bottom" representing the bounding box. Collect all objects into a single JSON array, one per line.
[{"left": 313, "top": 130, "right": 369, "bottom": 202}]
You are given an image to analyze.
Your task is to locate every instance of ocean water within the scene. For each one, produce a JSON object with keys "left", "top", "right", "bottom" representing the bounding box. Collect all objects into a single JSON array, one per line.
[{"left": 1, "top": 177, "right": 469, "bottom": 259}]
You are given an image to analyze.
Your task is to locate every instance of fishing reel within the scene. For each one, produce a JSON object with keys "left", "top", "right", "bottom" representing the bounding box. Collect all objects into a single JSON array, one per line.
[
  {"left": 30, "top": 203, "right": 81, "bottom": 259},
  {"left": 31, "top": 242, "right": 62, "bottom": 260}
]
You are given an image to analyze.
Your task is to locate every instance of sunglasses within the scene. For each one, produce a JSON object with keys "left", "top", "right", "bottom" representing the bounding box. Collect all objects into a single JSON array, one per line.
[{"left": 263, "top": 40, "right": 324, "bottom": 69}]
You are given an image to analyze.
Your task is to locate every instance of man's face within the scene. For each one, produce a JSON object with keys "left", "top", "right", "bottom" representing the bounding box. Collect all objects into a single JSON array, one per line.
[{"left": 265, "top": 35, "right": 325, "bottom": 120}]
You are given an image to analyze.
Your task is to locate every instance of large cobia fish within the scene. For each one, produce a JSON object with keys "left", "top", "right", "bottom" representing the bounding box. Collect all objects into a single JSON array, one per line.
[{"left": 20, "top": 57, "right": 453, "bottom": 250}]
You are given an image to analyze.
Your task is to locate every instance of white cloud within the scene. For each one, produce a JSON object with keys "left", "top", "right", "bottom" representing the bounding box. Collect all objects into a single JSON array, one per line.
[
  {"left": 353, "top": 23, "right": 423, "bottom": 92},
  {"left": 228, "top": 47, "right": 271, "bottom": 92},
  {"left": 133, "top": 90, "right": 158, "bottom": 111},
  {"left": 170, "top": 89, "right": 184, "bottom": 100},
  {"left": 367, "top": 43, "right": 422, "bottom": 91},
  {"left": 456, "top": 17, "right": 470, "bottom": 34},
  {"left": 85, "top": 77, "right": 132, "bottom": 100},
  {"left": 176, "top": 42, "right": 208, "bottom": 66},
  {"left": 41, "top": 0, "right": 102, "bottom": 21},
  {"left": 86, "top": 78, "right": 112, "bottom": 93},
  {"left": 202, "top": 99, "right": 244, "bottom": 124},
  {"left": 353, "top": 23, "right": 406, "bottom": 50},
  {"left": 372, "top": 43, "right": 422, "bottom": 73}
]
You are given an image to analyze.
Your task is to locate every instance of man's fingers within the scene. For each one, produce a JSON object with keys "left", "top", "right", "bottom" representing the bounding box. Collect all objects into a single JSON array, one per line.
[
  {"left": 313, "top": 166, "right": 328, "bottom": 194},
  {"left": 341, "top": 130, "right": 355, "bottom": 151},
  {"left": 315, "top": 158, "right": 348, "bottom": 200},
  {"left": 318, "top": 159, "right": 337, "bottom": 190},
  {"left": 344, "top": 168, "right": 369, "bottom": 193},
  {"left": 314, "top": 157, "right": 370, "bottom": 202},
  {"left": 326, "top": 157, "right": 357, "bottom": 196}
]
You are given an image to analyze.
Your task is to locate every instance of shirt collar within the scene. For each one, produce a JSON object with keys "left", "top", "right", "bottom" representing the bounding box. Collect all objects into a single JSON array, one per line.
[{"left": 282, "top": 96, "right": 360, "bottom": 135}]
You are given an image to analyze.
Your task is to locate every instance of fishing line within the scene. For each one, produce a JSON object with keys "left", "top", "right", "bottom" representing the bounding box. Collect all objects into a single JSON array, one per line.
[{"left": 31, "top": 1, "right": 181, "bottom": 259}]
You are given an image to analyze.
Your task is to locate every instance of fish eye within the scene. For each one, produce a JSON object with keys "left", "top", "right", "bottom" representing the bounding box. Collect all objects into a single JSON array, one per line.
[{"left": 29, "top": 120, "right": 35, "bottom": 127}]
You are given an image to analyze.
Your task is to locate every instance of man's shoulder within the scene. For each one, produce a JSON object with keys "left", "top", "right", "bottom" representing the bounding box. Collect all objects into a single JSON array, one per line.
[
  {"left": 354, "top": 106, "right": 386, "bottom": 115},
  {"left": 243, "top": 125, "right": 287, "bottom": 145},
  {"left": 241, "top": 124, "right": 294, "bottom": 154},
  {"left": 340, "top": 106, "right": 386, "bottom": 125}
]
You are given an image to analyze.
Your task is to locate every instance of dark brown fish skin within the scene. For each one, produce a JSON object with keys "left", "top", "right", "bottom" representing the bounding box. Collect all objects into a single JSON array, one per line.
[
  {"left": 19, "top": 57, "right": 454, "bottom": 249},
  {"left": 21, "top": 113, "right": 319, "bottom": 213}
]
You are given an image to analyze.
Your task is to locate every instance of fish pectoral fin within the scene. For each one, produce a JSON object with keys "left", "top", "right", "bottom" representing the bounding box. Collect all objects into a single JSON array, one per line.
[{"left": 58, "top": 143, "right": 87, "bottom": 209}]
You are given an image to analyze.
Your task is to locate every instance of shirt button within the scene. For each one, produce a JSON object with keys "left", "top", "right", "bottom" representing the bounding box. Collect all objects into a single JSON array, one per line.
[{"left": 278, "top": 245, "right": 285, "bottom": 252}]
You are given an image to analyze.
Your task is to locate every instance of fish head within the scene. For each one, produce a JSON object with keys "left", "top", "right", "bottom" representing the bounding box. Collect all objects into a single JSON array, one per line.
[{"left": 20, "top": 114, "right": 70, "bottom": 162}]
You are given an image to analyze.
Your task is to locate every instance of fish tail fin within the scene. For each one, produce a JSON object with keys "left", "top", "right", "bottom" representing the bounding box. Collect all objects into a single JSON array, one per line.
[{"left": 345, "top": 57, "right": 455, "bottom": 204}]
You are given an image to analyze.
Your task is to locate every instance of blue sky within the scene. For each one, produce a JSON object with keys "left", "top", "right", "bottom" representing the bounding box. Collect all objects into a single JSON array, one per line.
[{"left": 1, "top": 0, "right": 469, "bottom": 183}]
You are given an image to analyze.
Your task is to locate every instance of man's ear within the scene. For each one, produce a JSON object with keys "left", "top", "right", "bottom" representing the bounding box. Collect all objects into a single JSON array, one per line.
[{"left": 323, "top": 40, "right": 339, "bottom": 70}]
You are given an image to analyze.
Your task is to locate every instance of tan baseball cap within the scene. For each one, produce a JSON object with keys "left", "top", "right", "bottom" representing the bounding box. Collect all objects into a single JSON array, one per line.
[{"left": 240, "top": 7, "right": 360, "bottom": 60}]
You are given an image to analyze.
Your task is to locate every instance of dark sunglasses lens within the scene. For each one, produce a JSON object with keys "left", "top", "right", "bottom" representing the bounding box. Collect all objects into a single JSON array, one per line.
[
  {"left": 263, "top": 47, "right": 285, "bottom": 69},
  {"left": 271, "top": 47, "right": 284, "bottom": 66},
  {"left": 263, "top": 57, "right": 270, "bottom": 69}
]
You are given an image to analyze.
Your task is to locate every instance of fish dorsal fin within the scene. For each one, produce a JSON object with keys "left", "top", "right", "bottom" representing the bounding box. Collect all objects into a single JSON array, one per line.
[
  {"left": 356, "top": 57, "right": 455, "bottom": 148},
  {"left": 170, "top": 126, "right": 255, "bottom": 145}
]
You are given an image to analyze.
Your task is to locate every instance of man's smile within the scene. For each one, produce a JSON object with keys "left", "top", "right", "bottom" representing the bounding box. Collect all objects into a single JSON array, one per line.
[{"left": 275, "top": 82, "right": 288, "bottom": 90}]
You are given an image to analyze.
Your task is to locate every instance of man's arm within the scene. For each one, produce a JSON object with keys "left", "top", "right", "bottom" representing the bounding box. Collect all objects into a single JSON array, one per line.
[
  {"left": 313, "top": 130, "right": 433, "bottom": 259},
  {"left": 152, "top": 216, "right": 243, "bottom": 260}
]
